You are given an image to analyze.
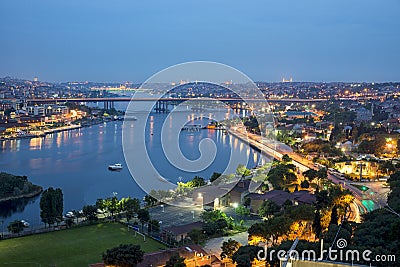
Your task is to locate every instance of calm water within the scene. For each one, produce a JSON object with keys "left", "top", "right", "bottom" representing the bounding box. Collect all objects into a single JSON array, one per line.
[{"left": 0, "top": 112, "right": 262, "bottom": 227}]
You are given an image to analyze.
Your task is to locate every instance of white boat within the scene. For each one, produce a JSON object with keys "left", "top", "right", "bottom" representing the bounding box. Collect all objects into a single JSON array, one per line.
[{"left": 108, "top": 163, "right": 123, "bottom": 171}]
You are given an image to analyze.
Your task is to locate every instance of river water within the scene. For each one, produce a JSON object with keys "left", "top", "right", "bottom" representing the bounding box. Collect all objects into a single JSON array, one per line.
[{"left": 0, "top": 108, "right": 263, "bottom": 227}]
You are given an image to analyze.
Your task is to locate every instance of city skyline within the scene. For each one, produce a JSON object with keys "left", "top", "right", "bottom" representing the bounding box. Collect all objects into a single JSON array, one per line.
[{"left": 0, "top": 0, "right": 399, "bottom": 83}]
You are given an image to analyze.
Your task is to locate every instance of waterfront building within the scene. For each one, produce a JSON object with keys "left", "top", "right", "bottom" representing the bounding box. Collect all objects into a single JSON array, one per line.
[{"left": 26, "top": 106, "right": 45, "bottom": 116}]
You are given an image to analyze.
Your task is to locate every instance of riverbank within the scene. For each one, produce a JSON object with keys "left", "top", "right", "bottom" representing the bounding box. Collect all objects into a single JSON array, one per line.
[
  {"left": 0, "top": 113, "right": 263, "bottom": 227},
  {"left": 0, "top": 185, "right": 43, "bottom": 203},
  {"left": 0, "top": 116, "right": 121, "bottom": 141}
]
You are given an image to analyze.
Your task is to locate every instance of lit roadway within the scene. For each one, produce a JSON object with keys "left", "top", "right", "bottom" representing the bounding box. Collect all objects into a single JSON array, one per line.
[{"left": 228, "top": 128, "right": 378, "bottom": 223}]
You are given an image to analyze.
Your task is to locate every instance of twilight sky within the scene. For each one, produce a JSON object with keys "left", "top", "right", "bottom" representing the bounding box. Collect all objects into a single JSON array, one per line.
[{"left": 0, "top": 0, "right": 399, "bottom": 83}]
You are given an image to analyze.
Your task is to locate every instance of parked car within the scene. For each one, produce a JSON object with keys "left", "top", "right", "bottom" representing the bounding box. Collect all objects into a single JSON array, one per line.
[
  {"left": 20, "top": 220, "right": 30, "bottom": 227},
  {"left": 65, "top": 211, "right": 75, "bottom": 218}
]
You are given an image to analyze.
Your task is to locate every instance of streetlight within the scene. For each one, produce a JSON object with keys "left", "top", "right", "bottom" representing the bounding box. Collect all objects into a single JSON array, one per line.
[{"left": 161, "top": 204, "right": 164, "bottom": 212}]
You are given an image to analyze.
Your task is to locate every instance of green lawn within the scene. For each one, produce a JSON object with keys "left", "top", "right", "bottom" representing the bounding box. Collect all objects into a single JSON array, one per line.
[{"left": 0, "top": 223, "right": 166, "bottom": 267}]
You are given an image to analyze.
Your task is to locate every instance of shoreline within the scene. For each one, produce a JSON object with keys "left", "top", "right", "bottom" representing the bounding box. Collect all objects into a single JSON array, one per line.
[
  {"left": 0, "top": 186, "right": 43, "bottom": 203},
  {"left": 0, "top": 118, "right": 118, "bottom": 141}
]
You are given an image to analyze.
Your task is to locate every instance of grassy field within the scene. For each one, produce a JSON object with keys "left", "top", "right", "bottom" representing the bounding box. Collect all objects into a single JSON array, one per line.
[{"left": 0, "top": 223, "right": 166, "bottom": 267}]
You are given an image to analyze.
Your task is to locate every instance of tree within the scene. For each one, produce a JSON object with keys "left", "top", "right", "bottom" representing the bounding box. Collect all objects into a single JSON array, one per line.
[
  {"left": 137, "top": 209, "right": 150, "bottom": 230},
  {"left": 313, "top": 209, "right": 322, "bottom": 239},
  {"left": 300, "top": 180, "right": 310, "bottom": 188},
  {"left": 104, "top": 196, "right": 119, "bottom": 219},
  {"left": 187, "top": 176, "right": 206, "bottom": 188},
  {"left": 7, "top": 220, "right": 24, "bottom": 234},
  {"left": 302, "top": 169, "right": 318, "bottom": 181},
  {"left": 201, "top": 210, "right": 231, "bottom": 235},
  {"left": 236, "top": 164, "right": 251, "bottom": 177},
  {"left": 82, "top": 205, "right": 98, "bottom": 222},
  {"left": 0, "top": 172, "right": 40, "bottom": 199},
  {"left": 203, "top": 219, "right": 228, "bottom": 235},
  {"left": 265, "top": 215, "right": 291, "bottom": 245},
  {"left": 284, "top": 204, "right": 315, "bottom": 222},
  {"left": 40, "top": 187, "right": 63, "bottom": 227},
  {"left": 65, "top": 217, "right": 74, "bottom": 228},
  {"left": 165, "top": 252, "right": 186, "bottom": 267},
  {"left": 267, "top": 163, "right": 298, "bottom": 190},
  {"left": 221, "top": 238, "right": 241, "bottom": 260},
  {"left": 235, "top": 205, "right": 250, "bottom": 219},
  {"left": 379, "top": 161, "right": 396, "bottom": 175},
  {"left": 317, "top": 168, "right": 328, "bottom": 180},
  {"left": 210, "top": 172, "right": 222, "bottom": 183},
  {"left": 144, "top": 194, "right": 157, "bottom": 207},
  {"left": 96, "top": 198, "right": 105, "bottom": 212},
  {"left": 148, "top": 219, "right": 160, "bottom": 234},
  {"left": 102, "top": 244, "right": 144, "bottom": 267},
  {"left": 187, "top": 228, "right": 206, "bottom": 244},
  {"left": 248, "top": 216, "right": 291, "bottom": 246},
  {"left": 231, "top": 245, "right": 260, "bottom": 267},
  {"left": 330, "top": 205, "right": 339, "bottom": 225},
  {"left": 282, "top": 154, "right": 292, "bottom": 163},
  {"left": 120, "top": 197, "right": 141, "bottom": 222},
  {"left": 258, "top": 200, "right": 281, "bottom": 218},
  {"left": 200, "top": 209, "right": 227, "bottom": 223}
]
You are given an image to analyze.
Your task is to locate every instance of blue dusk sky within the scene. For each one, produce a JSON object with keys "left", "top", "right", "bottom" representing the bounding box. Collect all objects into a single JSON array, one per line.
[{"left": 0, "top": 0, "right": 399, "bottom": 82}]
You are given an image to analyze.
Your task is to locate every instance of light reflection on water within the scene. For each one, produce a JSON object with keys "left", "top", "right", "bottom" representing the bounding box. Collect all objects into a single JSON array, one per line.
[{"left": 0, "top": 113, "right": 262, "bottom": 226}]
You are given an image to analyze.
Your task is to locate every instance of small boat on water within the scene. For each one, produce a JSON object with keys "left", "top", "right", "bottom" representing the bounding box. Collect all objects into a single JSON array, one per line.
[
  {"left": 124, "top": 115, "right": 138, "bottom": 121},
  {"left": 108, "top": 163, "right": 123, "bottom": 171}
]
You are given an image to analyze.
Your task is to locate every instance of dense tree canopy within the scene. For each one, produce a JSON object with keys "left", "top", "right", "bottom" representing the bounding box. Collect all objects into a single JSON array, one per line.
[
  {"left": 165, "top": 252, "right": 186, "bottom": 267},
  {"left": 221, "top": 238, "right": 241, "bottom": 260},
  {"left": 236, "top": 164, "right": 251, "bottom": 177},
  {"left": 210, "top": 172, "right": 222, "bottom": 183},
  {"left": 187, "top": 176, "right": 206, "bottom": 188},
  {"left": 137, "top": 209, "right": 150, "bottom": 229},
  {"left": 187, "top": 228, "right": 206, "bottom": 244},
  {"left": 201, "top": 210, "right": 231, "bottom": 235},
  {"left": 231, "top": 245, "right": 260, "bottom": 267},
  {"left": 0, "top": 172, "right": 41, "bottom": 199},
  {"left": 82, "top": 205, "right": 98, "bottom": 222},
  {"left": 7, "top": 220, "right": 25, "bottom": 234},
  {"left": 144, "top": 194, "right": 158, "bottom": 207},
  {"left": 102, "top": 244, "right": 144, "bottom": 267},
  {"left": 258, "top": 200, "right": 281, "bottom": 218},
  {"left": 40, "top": 187, "right": 63, "bottom": 226},
  {"left": 267, "top": 162, "right": 297, "bottom": 190}
]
